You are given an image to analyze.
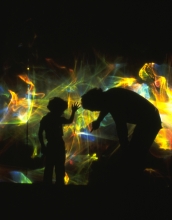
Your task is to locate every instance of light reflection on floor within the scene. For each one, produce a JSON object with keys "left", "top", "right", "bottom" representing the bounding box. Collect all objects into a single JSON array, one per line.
[
  {"left": 0, "top": 165, "right": 171, "bottom": 188},
  {"left": 0, "top": 165, "right": 43, "bottom": 183}
]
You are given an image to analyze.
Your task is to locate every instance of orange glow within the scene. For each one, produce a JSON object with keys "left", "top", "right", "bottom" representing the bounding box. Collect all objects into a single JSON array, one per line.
[{"left": 0, "top": 60, "right": 172, "bottom": 185}]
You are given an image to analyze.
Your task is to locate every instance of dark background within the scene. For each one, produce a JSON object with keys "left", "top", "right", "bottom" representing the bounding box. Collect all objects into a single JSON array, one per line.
[
  {"left": 1, "top": 0, "right": 172, "bottom": 73},
  {"left": 1, "top": 2, "right": 172, "bottom": 215}
]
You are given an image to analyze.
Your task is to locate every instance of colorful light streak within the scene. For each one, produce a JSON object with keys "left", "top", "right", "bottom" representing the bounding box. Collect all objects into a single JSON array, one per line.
[
  {"left": 0, "top": 60, "right": 172, "bottom": 184},
  {"left": 9, "top": 171, "right": 32, "bottom": 184}
]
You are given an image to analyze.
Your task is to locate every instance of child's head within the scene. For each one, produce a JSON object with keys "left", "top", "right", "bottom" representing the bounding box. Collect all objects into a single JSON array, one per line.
[{"left": 47, "top": 97, "right": 68, "bottom": 114}]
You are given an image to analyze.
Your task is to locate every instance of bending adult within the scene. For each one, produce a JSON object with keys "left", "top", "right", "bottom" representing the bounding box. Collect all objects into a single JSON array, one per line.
[{"left": 81, "top": 88, "right": 162, "bottom": 174}]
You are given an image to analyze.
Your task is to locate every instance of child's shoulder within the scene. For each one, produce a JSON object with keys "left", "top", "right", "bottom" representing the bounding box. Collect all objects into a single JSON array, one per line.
[
  {"left": 40, "top": 112, "right": 51, "bottom": 122},
  {"left": 42, "top": 112, "right": 50, "bottom": 118},
  {"left": 41, "top": 113, "right": 65, "bottom": 122}
]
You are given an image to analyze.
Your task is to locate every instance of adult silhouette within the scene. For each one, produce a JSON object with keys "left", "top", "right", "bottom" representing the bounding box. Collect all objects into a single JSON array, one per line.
[{"left": 81, "top": 88, "right": 162, "bottom": 177}]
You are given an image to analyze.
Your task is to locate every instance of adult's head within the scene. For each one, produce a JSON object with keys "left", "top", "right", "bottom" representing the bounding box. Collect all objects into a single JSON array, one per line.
[
  {"left": 81, "top": 88, "right": 103, "bottom": 111},
  {"left": 47, "top": 97, "right": 68, "bottom": 114}
]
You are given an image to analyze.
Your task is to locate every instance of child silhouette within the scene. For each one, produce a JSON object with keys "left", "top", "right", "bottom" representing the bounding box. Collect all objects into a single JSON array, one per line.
[{"left": 38, "top": 97, "right": 80, "bottom": 185}]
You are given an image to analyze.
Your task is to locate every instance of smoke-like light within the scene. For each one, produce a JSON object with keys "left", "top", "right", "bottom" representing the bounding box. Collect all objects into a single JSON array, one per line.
[{"left": 0, "top": 60, "right": 172, "bottom": 184}]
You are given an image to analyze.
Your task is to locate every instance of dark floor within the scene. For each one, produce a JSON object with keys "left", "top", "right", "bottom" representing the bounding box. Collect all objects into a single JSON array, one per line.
[
  {"left": 0, "top": 181, "right": 171, "bottom": 219},
  {"left": 0, "top": 153, "right": 172, "bottom": 218}
]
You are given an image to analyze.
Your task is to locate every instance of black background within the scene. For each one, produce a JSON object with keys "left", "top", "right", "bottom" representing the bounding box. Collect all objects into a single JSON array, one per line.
[
  {"left": 1, "top": 0, "right": 172, "bottom": 71},
  {"left": 1, "top": 2, "right": 172, "bottom": 214}
]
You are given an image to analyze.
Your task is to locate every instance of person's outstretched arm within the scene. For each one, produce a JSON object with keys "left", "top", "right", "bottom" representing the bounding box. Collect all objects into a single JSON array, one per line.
[
  {"left": 111, "top": 111, "right": 129, "bottom": 147},
  {"left": 91, "top": 110, "right": 108, "bottom": 132},
  {"left": 63, "top": 102, "right": 80, "bottom": 124}
]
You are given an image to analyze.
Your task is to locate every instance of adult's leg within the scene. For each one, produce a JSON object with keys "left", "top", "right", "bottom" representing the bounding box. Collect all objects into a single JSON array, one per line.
[
  {"left": 130, "top": 109, "right": 161, "bottom": 152},
  {"left": 128, "top": 122, "right": 161, "bottom": 174}
]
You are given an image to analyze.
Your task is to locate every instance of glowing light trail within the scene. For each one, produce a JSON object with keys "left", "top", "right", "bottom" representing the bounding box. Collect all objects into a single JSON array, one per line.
[{"left": 0, "top": 60, "right": 172, "bottom": 184}]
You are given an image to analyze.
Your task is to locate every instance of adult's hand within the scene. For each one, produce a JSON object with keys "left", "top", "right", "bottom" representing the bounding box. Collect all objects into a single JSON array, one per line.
[{"left": 90, "top": 120, "right": 100, "bottom": 132}]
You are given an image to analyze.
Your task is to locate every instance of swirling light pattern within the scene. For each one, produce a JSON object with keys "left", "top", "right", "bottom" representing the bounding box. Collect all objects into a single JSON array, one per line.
[{"left": 0, "top": 59, "right": 172, "bottom": 184}]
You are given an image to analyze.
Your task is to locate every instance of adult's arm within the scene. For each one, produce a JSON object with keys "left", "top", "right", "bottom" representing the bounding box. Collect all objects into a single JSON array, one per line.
[
  {"left": 97, "top": 110, "right": 109, "bottom": 123},
  {"left": 111, "top": 111, "right": 129, "bottom": 147},
  {"left": 91, "top": 110, "right": 108, "bottom": 132}
]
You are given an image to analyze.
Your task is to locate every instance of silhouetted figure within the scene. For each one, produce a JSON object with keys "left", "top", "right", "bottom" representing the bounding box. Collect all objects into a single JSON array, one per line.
[
  {"left": 38, "top": 97, "right": 80, "bottom": 185},
  {"left": 81, "top": 88, "right": 162, "bottom": 180}
]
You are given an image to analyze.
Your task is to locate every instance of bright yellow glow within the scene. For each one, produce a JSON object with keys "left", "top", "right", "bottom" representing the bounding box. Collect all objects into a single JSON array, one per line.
[
  {"left": 90, "top": 153, "right": 98, "bottom": 160},
  {"left": 64, "top": 172, "right": 69, "bottom": 185},
  {"left": 0, "top": 60, "right": 172, "bottom": 184}
]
